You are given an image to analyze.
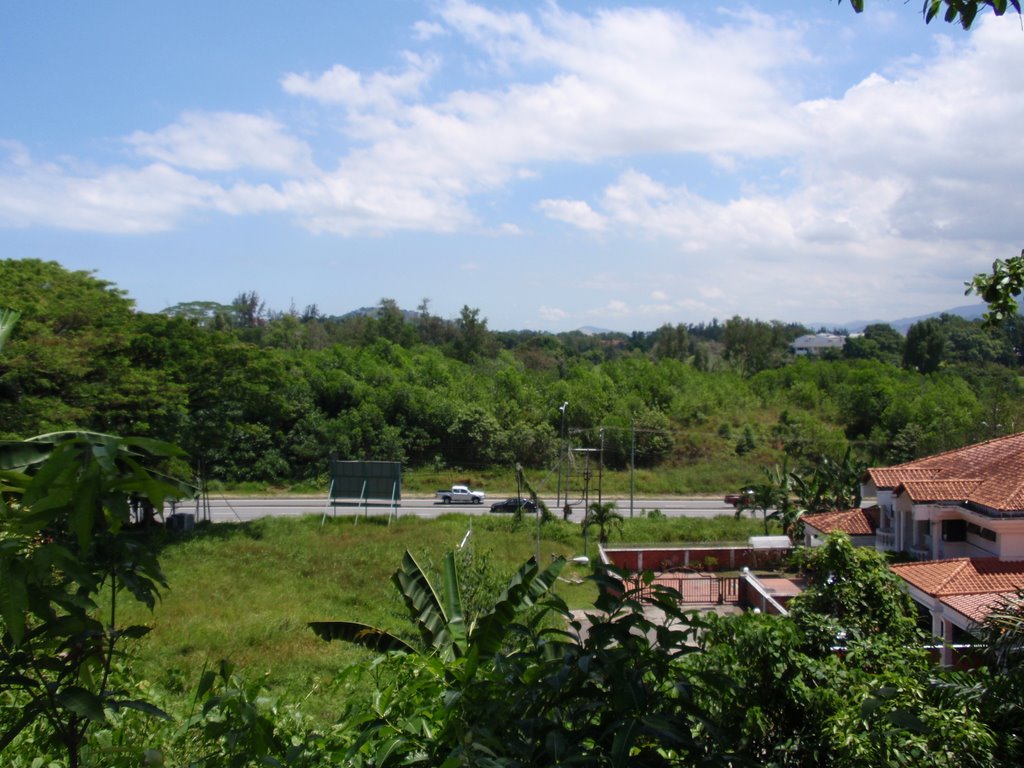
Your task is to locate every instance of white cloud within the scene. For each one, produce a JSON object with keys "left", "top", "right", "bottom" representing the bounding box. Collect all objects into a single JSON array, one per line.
[
  {"left": 413, "top": 20, "right": 446, "bottom": 41},
  {"left": 587, "top": 299, "right": 630, "bottom": 317},
  {"left": 538, "top": 306, "right": 569, "bottom": 321},
  {"left": 256, "top": 1, "right": 813, "bottom": 235},
  {"left": 519, "top": 14, "right": 1024, "bottom": 320},
  {"left": 281, "top": 53, "right": 437, "bottom": 111},
  {"left": 127, "top": 112, "right": 314, "bottom": 174},
  {"left": 1, "top": 0, "right": 1022, "bottom": 316},
  {"left": 538, "top": 198, "right": 605, "bottom": 231},
  {"left": 278, "top": 160, "right": 474, "bottom": 235},
  {"left": 0, "top": 145, "right": 221, "bottom": 233}
]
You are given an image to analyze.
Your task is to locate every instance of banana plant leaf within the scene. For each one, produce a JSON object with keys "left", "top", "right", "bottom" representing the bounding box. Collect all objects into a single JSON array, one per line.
[
  {"left": 308, "top": 621, "right": 416, "bottom": 654},
  {"left": 470, "top": 556, "right": 566, "bottom": 657},
  {"left": 392, "top": 549, "right": 465, "bottom": 659},
  {"left": 0, "top": 442, "right": 54, "bottom": 472}
]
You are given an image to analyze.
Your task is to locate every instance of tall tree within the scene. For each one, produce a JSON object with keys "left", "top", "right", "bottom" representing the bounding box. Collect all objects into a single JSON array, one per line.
[
  {"left": 903, "top": 317, "right": 947, "bottom": 373},
  {"left": 230, "top": 290, "right": 265, "bottom": 328},
  {"left": 453, "top": 305, "right": 492, "bottom": 362},
  {"left": 844, "top": 323, "right": 904, "bottom": 366},
  {"left": 722, "top": 316, "right": 800, "bottom": 375}
]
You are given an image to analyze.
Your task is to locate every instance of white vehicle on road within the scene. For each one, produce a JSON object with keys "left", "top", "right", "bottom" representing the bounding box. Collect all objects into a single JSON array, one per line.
[{"left": 435, "top": 484, "right": 485, "bottom": 504}]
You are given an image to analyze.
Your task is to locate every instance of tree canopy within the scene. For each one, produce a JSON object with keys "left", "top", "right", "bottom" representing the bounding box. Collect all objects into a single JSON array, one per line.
[{"left": 1, "top": 259, "right": 1021, "bottom": 487}]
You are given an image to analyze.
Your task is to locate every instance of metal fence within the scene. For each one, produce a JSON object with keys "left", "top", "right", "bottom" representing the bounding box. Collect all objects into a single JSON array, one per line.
[{"left": 626, "top": 575, "right": 740, "bottom": 605}]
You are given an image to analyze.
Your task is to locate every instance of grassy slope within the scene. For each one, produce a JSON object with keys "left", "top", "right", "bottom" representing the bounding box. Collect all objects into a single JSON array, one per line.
[{"left": 119, "top": 513, "right": 769, "bottom": 721}]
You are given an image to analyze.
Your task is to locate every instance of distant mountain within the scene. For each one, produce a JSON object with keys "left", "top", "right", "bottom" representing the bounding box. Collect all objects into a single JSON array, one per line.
[{"left": 837, "top": 302, "right": 991, "bottom": 335}]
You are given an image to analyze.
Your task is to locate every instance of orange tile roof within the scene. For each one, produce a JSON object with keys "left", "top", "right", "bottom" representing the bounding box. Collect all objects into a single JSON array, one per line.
[
  {"left": 802, "top": 507, "right": 878, "bottom": 536},
  {"left": 866, "top": 431, "right": 1024, "bottom": 513},
  {"left": 891, "top": 558, "right": 1024, "bottom": 597},
  {"left": 867, "top": 467, "right": 938, "bottom": 488},
  {"left": 941, "top": 592, "right": 1013, "bottom": 624},
  {"left": 899, "top": 480, "right": 983, "bottom": 503}
]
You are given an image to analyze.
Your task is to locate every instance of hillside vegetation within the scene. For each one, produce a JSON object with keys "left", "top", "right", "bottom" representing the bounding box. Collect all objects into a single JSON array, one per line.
[{"left": 2, "top": 258, "right": 1022, "bottom": 492}]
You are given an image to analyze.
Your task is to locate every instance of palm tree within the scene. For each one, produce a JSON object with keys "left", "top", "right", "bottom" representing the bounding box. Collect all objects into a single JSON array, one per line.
[
  {"left": 736, "top": 482, "right": 781, "bottom": 536},
  {"left": 584, "top": 501, "right": 624, "bottom": 545}
]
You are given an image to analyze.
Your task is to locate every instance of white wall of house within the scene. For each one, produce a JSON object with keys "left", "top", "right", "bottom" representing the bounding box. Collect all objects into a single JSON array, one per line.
[
  {"left": 803, "top": 528, "right": 874, "bottom": 548},
  {"left": 862, "top": 479, "right": 1024, "bottom": 561},
  {"left": 998, "top": 530, "right": 1024, "bottom": 560}
]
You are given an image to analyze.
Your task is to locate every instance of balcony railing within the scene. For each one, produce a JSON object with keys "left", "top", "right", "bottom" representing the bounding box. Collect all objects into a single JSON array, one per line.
[
  {"left": 876, "top": 530, "right": 895, "bottom": 549},
  {"left": 909, "top": 544, "right": 930, "bottom": 560}
]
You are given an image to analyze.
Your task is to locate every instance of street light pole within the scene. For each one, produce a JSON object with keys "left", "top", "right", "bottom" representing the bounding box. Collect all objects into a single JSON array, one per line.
[
  {"left": 557, "top": 401, "right": 568, "bottom": 508},
  {"left": 630, "top": 419, "right": 635, "bottom": 518}
]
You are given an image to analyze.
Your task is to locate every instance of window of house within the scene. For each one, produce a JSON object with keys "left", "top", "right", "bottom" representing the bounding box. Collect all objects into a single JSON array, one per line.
[{"left": 965, "top": 522, "right": 997, "bottom": 542}]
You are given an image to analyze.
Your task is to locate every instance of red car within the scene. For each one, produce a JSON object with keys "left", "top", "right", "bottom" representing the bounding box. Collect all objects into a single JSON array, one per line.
[{"left": 724, "top": 491, "right": 753, "bottom": 507}]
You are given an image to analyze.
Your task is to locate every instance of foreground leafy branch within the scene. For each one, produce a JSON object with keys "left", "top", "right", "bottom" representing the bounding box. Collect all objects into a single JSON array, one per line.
[
  {"left": 0, "top": 432, "right": 192, "bottom": 766},
  {"left": 967, "top": 249, "right": 1024, "bottom": 326},
  {"left": 840, "top": 0, "right": 1022, "bottom": 28}
]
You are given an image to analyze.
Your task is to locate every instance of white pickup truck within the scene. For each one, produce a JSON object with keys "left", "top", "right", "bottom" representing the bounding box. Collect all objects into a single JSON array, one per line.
[{"left": 435, "top": 484, "right": 485, "bottom": 504}]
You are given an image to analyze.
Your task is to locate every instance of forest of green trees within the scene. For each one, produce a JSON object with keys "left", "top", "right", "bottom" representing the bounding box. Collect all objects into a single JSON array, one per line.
[{"left": 2, "top": 258, "right": 1023, "bottom": 489}]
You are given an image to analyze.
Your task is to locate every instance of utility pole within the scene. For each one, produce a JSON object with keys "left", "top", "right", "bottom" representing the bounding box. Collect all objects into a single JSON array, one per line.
[
  {"left": 582, "top": 451, "right": 591, "bottom": 561},
  {"left": 630, "top": 419, "right": 635, "bottom": 518},
  {"left": 557, "top": 401, "right": 568, "bottom": 507}
]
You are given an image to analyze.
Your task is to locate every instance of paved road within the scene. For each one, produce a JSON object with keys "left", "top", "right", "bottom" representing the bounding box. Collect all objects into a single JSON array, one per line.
[{"left": 172, "top": 495, "right": 743, "bottom": 524}]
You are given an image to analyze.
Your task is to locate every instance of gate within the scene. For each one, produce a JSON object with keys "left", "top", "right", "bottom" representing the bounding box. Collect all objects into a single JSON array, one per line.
[{"left": 626, "top": 574, "right": 740, "bottom": 605}]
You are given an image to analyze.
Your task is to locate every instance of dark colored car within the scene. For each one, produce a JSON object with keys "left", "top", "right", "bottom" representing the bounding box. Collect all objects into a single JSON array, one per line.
[
  {"left": 724, "top": 490, "right": 754, "bottom": 507},
  {"left": 489, "top": 497, "right": 537, "bottom": 514}
]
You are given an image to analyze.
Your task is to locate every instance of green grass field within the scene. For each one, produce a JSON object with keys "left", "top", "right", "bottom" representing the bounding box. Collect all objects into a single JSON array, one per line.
[{"left": 118, "top": 512, "right": 769, "bottom": 722}]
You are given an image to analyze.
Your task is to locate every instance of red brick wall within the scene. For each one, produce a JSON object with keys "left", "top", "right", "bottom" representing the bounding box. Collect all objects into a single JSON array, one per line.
[{"left": 604, "top": 546, "right": 791, "bottom": 572}]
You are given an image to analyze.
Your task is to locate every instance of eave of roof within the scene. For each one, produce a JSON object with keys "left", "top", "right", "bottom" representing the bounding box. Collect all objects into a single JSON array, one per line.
[
  {"left": 897, "top": 479, "right": 983, "bottom": 504},
  {"left": 891, "top": 557, "right": 1024, "bottom": 598},
  {"left": 802, "top": 507, "right": 878, "bottom": 536},
  {"left": 941, "top": 592, "right": 1014, "bottom": 625}
]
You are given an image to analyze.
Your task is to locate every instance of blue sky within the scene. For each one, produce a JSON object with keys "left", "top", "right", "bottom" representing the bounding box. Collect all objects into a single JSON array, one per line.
[{"left": 2, "top": 1, "right": 1020, "bottom": 332}]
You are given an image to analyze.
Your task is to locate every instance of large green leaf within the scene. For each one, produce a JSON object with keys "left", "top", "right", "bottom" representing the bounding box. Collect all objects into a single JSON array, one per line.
[
  {"left": 392, "top": 550, "right": 454, "bottom": 658},
  {"left": 109, "top": 698, "right": 171, "bottom": 721},
  {"left": 309, "top": 621, "right": 416, "bottom": 654},
  {"left": 440, "top": 551, "right": 467, "bottom": 656},
  {"left": 0, "top": 442, "right": 54, "bottom": 472},
  {"left": 56, "top": 686, "right": 106, "bottom": 722},
  {"left": 470, "top": 556, "right": 565, "bottom": 657}
]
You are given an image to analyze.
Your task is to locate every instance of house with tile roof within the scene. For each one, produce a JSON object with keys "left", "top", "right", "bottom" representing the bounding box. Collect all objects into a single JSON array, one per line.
[
  {"left": 802, "top": 506, "right": 879, "bottom": 548},
  {"left": 862, "top": 431, "right": 1024, "bottom": 562},
  {"left": 859, "top": 432, "right": 1024, "bottom": 665},
  {"left": 891, "top": 558, "right": 1024, "bottom": 666}
]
